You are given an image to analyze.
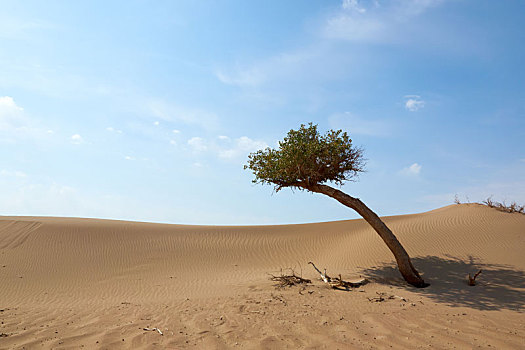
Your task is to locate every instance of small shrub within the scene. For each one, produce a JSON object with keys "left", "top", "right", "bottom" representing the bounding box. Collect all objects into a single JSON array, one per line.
[
  {"left": 482, "top": 196, "right": 525, "bottom": 214},
  {"left": 268, "top": 268, "right": 311, "bottom": 289}
]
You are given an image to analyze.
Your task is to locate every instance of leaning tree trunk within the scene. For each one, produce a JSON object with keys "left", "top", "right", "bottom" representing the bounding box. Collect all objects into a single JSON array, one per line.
[{"left": 306, "top": 183, "right": 429, "bottom": 288}]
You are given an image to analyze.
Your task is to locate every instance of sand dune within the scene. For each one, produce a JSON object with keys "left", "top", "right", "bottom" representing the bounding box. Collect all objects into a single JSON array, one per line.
[{"left": 1, "top": 204, "right": 524, "bottom": 349}]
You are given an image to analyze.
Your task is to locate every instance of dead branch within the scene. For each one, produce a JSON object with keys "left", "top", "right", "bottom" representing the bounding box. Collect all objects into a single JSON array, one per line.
[
  {"left": 368, "top": 292, "right": 387, "bottom": 302},
  {"left": 468, "top": 269, "right": 482, "bottom": 286},
  {"left": 332, "top": 273, "right": 369, "bottom": 290},
  {"left": 143, "top": 327, "right": 163, "bottom": 335},
  {"left": 308, "top": 261, "right": 331, "bottom": 283},
  {"left": 308, "top": 261, "right": 368, "bottom": 290},
  {"left": 368, "top": 292, "right": 408, "bottom": 303},
  {"left": 269, "top": 268, "right": 311, "bottom": 289}
]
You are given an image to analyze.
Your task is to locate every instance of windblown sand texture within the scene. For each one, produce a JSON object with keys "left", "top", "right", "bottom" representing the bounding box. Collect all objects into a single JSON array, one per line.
[{"left": 1, "top": 204, "right": 524, "bottom": 349}]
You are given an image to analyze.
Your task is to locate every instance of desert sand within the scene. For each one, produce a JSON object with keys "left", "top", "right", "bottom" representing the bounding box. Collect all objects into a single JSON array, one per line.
[{"left": 0, "top": 203, "right": 524, "bottom": 349}]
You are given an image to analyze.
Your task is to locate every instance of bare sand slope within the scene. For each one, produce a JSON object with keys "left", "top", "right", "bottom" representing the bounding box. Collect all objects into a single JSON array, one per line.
[{"left": 0, "top": 204, "right": 524, "bottom": 349}]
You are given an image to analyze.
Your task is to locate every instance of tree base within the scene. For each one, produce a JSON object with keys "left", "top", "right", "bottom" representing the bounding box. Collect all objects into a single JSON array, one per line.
[{"left": 413, "top": 281, "right": 430, "bottom": 288}]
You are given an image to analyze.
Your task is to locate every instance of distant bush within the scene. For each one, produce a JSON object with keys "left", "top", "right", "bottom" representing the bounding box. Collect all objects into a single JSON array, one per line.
[
  {"left": 482, "top": 196, "right": 525, "bottom": 214},
  {"left": 453, "top": 195, "right": 524, "bottom": 215}
]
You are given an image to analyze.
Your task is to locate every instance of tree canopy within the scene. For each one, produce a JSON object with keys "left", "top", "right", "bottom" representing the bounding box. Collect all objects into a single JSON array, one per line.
[{"left": 245, "top": 123, "right": 365, "bottom": 192}]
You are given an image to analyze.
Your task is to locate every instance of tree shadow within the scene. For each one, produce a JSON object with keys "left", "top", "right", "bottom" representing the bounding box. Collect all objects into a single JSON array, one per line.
[{"left": 360, "top": 255, "right": 525, "bottom": 312}]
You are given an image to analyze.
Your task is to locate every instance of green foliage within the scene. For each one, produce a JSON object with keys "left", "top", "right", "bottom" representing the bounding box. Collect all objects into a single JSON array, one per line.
[{"left": 245, "top": 123, "right": 365, "bottom": 192}]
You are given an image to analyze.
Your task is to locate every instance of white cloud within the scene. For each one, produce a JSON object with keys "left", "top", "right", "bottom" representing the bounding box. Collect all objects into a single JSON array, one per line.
[
  {"left": 342, "top": 0, "right": 366, "bottom": 13},
  {"left": 237, "top": 136, "right": 267, "bottom": 151},
  {"left": 0, "top": 96, "right": 52, "bottom": 142},
  {"left": 187, "top": 137, "right": 207, "bottom": 152},
  {"left": 154, "top": 121, "right": 160, "bottom": 126},
  {"left": 172, "top": 129, "right": 181, "bottom": 134},
  {"left": 0, "top": 96, "right": 26, "bottom": 130},
  {"left": 404, "top": 95, "right": 425, "bottom": 111},
  {"left": 185, "top": 135, "right": 267, "bottom": 160},
  {"left": 0, "top": 96, "right": 23, "bottom": 111},
  {"left": 71, "top": 134, "right": 84, "bottom": 144},
  {"left": 218, "top": 136, "right": 268, "bottom": 159},
  {"left": 329, "top": 112, "right": 390, "bottom": 136},
  {"left": 400, "top": 163, "right": 422, "bottom": 176},
  {"left": 106, "top": 127, "right": 122, "bottom": 134}
]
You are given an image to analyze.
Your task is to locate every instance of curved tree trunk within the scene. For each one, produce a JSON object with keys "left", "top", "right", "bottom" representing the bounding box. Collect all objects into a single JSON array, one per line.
[{"left": 304, "top": 183, "right": 429, "bottom": 288}]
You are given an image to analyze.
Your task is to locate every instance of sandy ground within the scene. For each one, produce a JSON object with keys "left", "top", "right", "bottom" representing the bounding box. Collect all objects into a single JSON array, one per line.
[{"left": 0, "top": 203, "right": 524, "bottom": 349}]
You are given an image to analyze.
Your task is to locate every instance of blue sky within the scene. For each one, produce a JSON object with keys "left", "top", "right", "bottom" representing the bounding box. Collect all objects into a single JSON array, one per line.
[{"left": 1, "top": 0, "right": 524, "bottom": 224}]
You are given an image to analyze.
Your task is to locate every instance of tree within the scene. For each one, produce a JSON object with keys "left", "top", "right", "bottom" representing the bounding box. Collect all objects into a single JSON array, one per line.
[{"left": 245, "top": 123, "right": 428, "bottom": 288}]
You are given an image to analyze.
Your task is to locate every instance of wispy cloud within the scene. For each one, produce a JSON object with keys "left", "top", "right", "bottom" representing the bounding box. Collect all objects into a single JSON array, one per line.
[
  {"left": 0, "top": 16, "right": 54, "bottom": 40},
  {"left": 329, "top": 112, "right": 390, "bottom": 136},
  {"left": 218, "top": 136, "right": 268, "bottom": 159},
  {"left": 0, "top": 169, "right": 27, "bottom": 178},
  {"left": 325, "top": 7, "right": 383, "bottom": 42},
  {"left": 106, "top": 127, "right": 123, "bottom": 134},
  {"left": 147, "top": 99, "right": 219, "bottom": 131},
  {"left": 215, "top": 67, "right": 266, "bottom": 87},
  {"left": 215, "top": 49, "right": 320, "bottom": 88},
  {"left": 187, "top": 136, "right": 208, "bottom": 152},
  {"left": 342, "top": 0, "right": 367, "bottom": 13},
  {"left": 324, "top": 0, "right": 445, "bottom": 43},
  {"left": 404, "top": 95, "right": 425, "bottom": 111},
  {"left": 186, "top": 135, "right": 267, "bottom": 160},
  {"left": 215, "top": 0, "right": 448, "bottom": 96}
]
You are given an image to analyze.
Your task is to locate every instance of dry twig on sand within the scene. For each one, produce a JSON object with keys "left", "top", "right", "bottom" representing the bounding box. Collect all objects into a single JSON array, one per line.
[
  {"left": 268, "top": 268, "right": 311, "bottom": 289},
  {"left": 367, "top": 292, "right": 407, "bottom": 303},
  {"left": 467, "top": 270, "right": 482, "bottom": 286},
  {"left": 143, "top": 327, "right": 163, "bottom": 335},
  {"left": 308, "top": 261, "right": 368, "bottom": 291}
]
